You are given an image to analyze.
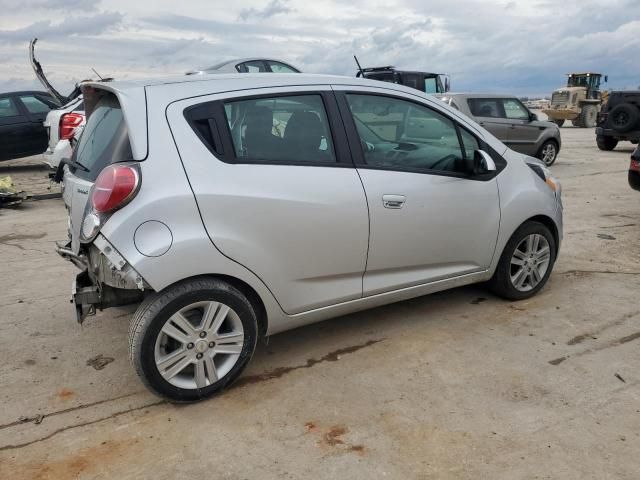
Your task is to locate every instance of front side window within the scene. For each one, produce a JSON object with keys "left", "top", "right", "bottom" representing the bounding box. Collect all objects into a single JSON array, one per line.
[
  {"left": 224, "top": 95, "right": 335, "bottom": 164},
  {"left": 0, "top": 97, "right": 19, "bottom": 117},
  {"left": 19, "top": 95, "right": 53, "bottom": 114},
  {"left": 346, "top": 94, "right": 473, "bottom": 174},
  {"left": 424, "top": 77, "right": 438, "bottom": 94},
  {"left": 502, "top": 99, "right": 530, "bottom": 120},
  {"left": 468, "top": 98, "right": 502, "bottom": 118}
]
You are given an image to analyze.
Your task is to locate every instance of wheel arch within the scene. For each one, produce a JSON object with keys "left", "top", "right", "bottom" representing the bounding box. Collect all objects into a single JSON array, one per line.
[
  {"left": 521, "top": 215, "right": 560, "bottom": 255},
  {"left": 149, "top": 274, "right": 269, "bottom": 338}
]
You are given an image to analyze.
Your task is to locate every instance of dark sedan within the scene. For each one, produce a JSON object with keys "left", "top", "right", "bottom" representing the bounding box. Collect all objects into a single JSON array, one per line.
[{"left": 0, "top": 90, "right": 60, "bottom": 161}]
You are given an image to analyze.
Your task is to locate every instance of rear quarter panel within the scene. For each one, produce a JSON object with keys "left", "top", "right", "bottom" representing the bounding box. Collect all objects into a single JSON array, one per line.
[{"left": 98, "top": 86, "right": 286, "bottom": 328}]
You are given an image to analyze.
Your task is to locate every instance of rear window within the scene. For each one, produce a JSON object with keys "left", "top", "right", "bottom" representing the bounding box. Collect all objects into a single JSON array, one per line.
[{"left": 72, "top": 94, "right": 132, "bottom": 181}]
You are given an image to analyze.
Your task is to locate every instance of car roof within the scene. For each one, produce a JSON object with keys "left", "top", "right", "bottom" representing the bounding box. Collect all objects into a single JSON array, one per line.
[
  {"left": 438, "top": 93, "right": 520, "bottom": 99},
  {"left": 84, "top": 72, "right": 416, "bottom": 93}
]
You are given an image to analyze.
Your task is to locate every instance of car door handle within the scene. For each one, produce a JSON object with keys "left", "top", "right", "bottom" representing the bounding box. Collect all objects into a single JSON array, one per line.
[{"left": 382, "top": 194, "right": 406, "bottom": 209}]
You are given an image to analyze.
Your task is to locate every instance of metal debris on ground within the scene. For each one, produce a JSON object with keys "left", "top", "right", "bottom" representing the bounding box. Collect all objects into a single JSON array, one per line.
[
  {"left": 614, "top": 373, "right": 626, "bottom": 383},
  {"left": 0, "top": 176, "right": 27, "bottom": 208},
  {"left": 86, "top": 354, "right": 115, "bottom": 370}
]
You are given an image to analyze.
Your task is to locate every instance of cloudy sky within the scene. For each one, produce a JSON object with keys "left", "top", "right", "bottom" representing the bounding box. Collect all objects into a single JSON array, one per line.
[{"left": 0, "top": 0, "right": 638, "bottom": 97}]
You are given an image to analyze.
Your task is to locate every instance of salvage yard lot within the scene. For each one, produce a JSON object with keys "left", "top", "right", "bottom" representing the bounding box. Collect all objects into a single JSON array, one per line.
[{"left": 1, "top": 126, "right": 639, "bottom": 479}]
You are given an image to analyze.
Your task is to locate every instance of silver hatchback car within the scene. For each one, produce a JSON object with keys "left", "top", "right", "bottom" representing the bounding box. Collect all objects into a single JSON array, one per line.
[
  {"left": 437, "top": 93, "right": 562, "bottom": 166},
  {"left": 57, "top": 74, "right": 563, "bottom": 401}
]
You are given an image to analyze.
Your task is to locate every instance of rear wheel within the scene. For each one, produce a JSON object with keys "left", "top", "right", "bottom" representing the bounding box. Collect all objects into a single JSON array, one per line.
[
  {"left": 489, "top": 221, "right": 556, "bottom": 300},
  {"left": 129, "top": 278, "right": 258, "bottom": 402},
  {"left": 596, "top": 135, "right": 618, "bottom": 151},
  {"left": 537, "top": 140, "right": 558, "bottom": 166},
  {"left": 552, "top": 119, "right": 565, "bottom": 127},
  {"left": 579, "top": 104, "right": 598, "bottom": 128}
]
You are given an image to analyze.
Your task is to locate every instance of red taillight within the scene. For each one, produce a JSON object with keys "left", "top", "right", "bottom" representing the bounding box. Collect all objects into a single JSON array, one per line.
[
  {"left": 91, "top": 165, "right": 139, "bottom": 213},
  {"left": 59, "top": 112, "right": 84, "bottom": 140},
  {"left": 630, "top": 158, "right": 640, "bottom": 173}
]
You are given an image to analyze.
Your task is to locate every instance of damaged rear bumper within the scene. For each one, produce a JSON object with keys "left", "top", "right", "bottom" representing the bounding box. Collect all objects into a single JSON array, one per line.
[{"left": 56, "top": 237, "right": 147, "bottom": 323}]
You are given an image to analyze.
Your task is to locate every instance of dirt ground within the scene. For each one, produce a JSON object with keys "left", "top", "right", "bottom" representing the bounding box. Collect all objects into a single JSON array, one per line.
[
  {"left": 0, "top": 154, "right": 60, "bottom": 199},
  {"left": 0, "top": 125, "right": 638, "bottom": 479}
]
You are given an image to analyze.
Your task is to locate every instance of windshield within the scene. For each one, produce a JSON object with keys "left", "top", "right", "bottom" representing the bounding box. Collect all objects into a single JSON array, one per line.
[{"left": 73, "top": 94, "right": 132, "bottom": 181}]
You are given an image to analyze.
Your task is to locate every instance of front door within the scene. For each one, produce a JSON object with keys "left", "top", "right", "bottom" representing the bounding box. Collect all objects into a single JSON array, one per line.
[
  {"left": 337, "top": 89, "right": 500, "bottom": 296},
  {"left": 0, "top": 96, "right": 30, "bottom": 160},
  {"left": 16, "top": 94, "right": 54, "bottom": 155},
  {"left": 501, "top": 98, "right": 540, "bottom": 155},
  {"left": 169, "top": 87, "right": 369, "bottom": 314}
]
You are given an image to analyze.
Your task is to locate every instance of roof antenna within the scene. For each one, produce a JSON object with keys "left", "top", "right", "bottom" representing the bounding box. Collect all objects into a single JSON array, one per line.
[
  {"left": 91, "top": 68, "right": 104, "bottom": 80},
  {"left": 354, "top": 55, "right": 364, "bottom": 78}
]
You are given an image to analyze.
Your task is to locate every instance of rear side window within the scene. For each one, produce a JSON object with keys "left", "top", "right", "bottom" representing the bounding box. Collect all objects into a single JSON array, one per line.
[
  {"left": 73, "top": 94, "right": 132, "bottom": 181},
  {"left": 19, "top": 95, "right": 53, "bottom": 114},
  {"left": 0, "top": 97, "right": 19, "bottom": 117},
  {"left": 468, "top": 98, "right": 502, "bottom": 118},
  {"left": 239, "top": 61, "right": 267, "bottom": 73},
  {"left": 223, "top": 95, "right": 336, "bottom": 164}
]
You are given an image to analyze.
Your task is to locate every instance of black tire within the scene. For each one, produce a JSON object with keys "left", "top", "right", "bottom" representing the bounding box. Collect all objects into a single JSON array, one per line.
[
  {"left": 488, "top": 221, "right": 556, "bottom": 301},
  {"left": 596, "top": 135, "right": 618, "bottom": 151},
  {"left": 571, "top": 118, "right": 582, "bottom": 127},
  {"left": 579, "top": 104, "right": 598, "bottom": 128},
  {"left": 609, "top": 104, "right": 639, "bottom": 133},
  {"left": 129, "top": 278, "right": 258, "bottom": 402},
  {"left": 552, "top": 119, "right": 565, "bottom": 127},
  {"left": 537, "top": 139, "right": 559, "bottom": 166}
]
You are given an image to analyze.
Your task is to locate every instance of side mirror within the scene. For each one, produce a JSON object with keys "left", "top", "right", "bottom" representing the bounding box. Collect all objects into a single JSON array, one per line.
[
  {"left": 473, "top": 150, "right": 497, "bottom": 174},
  {"left": 529, "top": 112, "right": 538, "bottom": 122}
]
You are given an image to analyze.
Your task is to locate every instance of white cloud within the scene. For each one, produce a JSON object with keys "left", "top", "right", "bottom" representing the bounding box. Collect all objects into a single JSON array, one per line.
[{"left": 0, "top": 0, "right": 638, "bottom": 95}]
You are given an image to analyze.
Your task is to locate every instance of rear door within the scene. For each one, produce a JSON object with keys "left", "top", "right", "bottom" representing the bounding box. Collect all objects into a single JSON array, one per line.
[
  {"left": 16, "top": 94, "right": 56, "bottom": 155},
  {"left": 467, "top": 97, "right": 512, "bottom": 141},
  {"left": 0, "top": 95, "right": 30, "bottom": 160},
  {"left": 168, "top": 87, "right": 369, "bottom": 314}
]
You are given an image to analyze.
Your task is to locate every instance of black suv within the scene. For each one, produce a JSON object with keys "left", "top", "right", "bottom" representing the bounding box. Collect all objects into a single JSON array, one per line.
[
  {"left": 356, "top": 66, "right": 449, "bottom": 94},
  {"left": 596, "top": 90, "right": 640, "bottom": 151}
]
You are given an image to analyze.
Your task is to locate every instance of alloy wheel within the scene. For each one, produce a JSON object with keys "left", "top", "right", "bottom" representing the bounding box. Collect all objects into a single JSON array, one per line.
[
  {"left": 509, "top": 234, "right": 551, "bottom": 292},
  {"left": 154, "top": 301, "right": 244, "bottom": 389},
  {"left": 541, "top": 143, "right": 557, "bottom": 165}
]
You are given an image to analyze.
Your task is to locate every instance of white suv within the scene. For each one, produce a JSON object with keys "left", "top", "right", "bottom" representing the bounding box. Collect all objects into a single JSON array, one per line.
[{"left": 57, "top": 73, "right": 563, "bottom": 402}]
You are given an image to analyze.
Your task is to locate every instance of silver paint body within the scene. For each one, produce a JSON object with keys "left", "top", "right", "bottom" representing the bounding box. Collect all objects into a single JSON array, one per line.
[{"left": 62, "top": 73, "right": 563, "bottom": 336}]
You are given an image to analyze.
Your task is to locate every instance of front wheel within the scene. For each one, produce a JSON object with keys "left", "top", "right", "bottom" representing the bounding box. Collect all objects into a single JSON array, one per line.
[
  {"left": 537, "top": 140, "right": 558, "bottom": 166},
  {"left": 488, "top": 222, "right": 556, "bottom": 300},
  {"left": 580, "top": 104, "right": 598, "bottom": 128},
  {"left": 129, "top": 278, "right": 258, "bottom": 402}
]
